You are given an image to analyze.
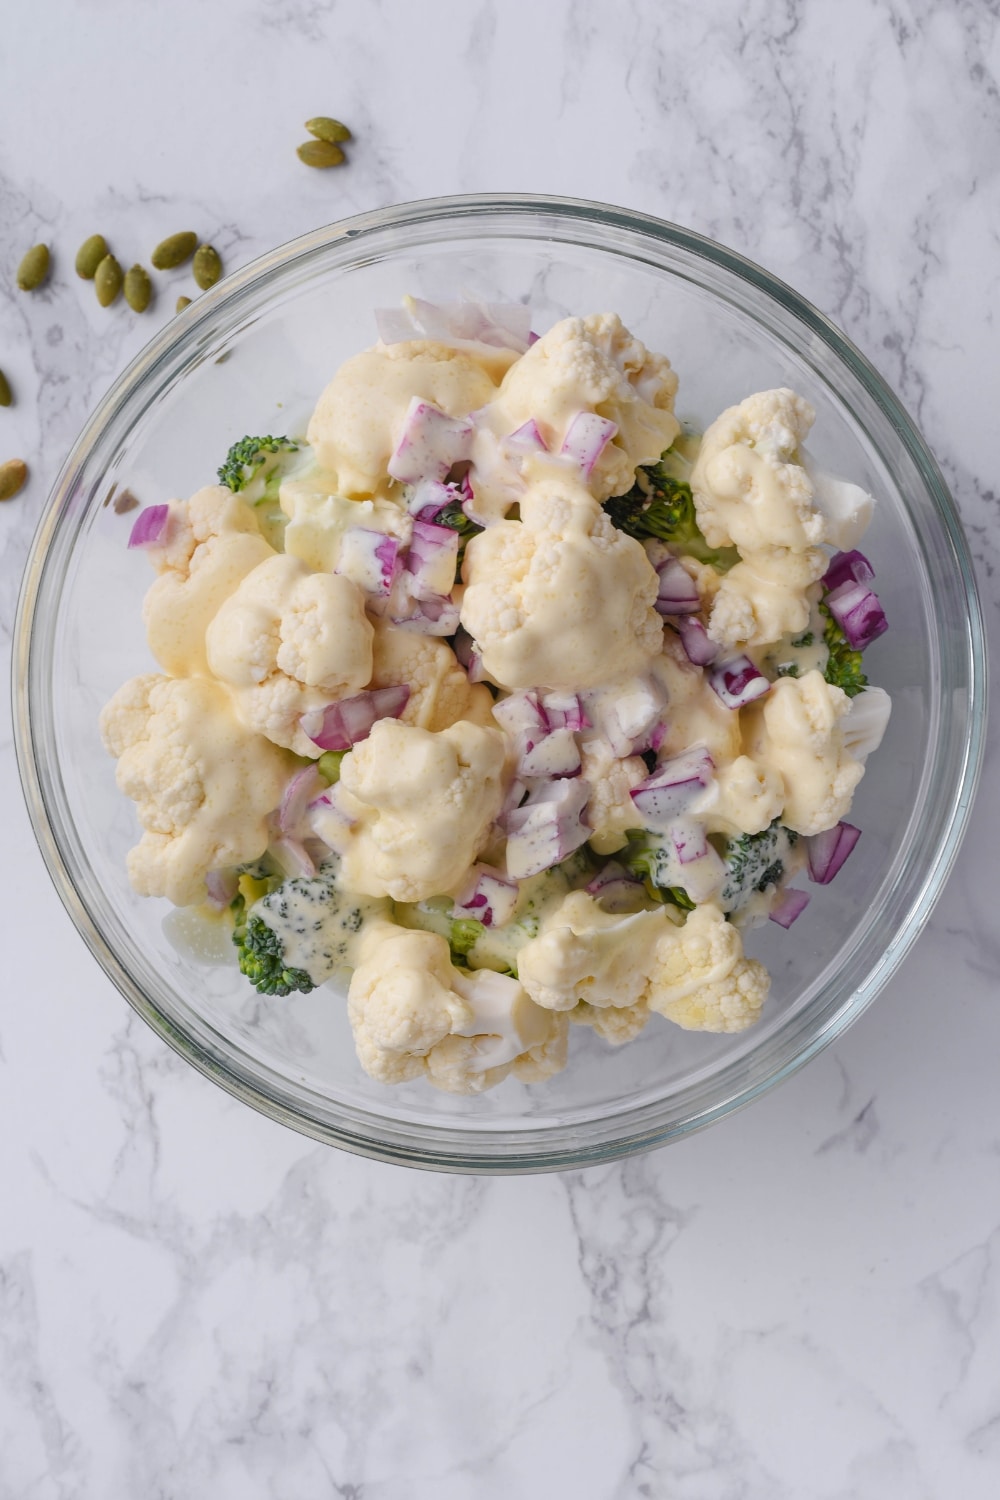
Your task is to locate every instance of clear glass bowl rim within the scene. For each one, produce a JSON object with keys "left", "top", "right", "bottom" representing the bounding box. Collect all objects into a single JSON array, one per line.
[{"left": 12, "top": 192, "right": 988, "bottom": 1174}]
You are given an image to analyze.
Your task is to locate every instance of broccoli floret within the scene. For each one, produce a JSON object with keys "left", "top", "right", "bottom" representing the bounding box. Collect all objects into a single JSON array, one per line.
[
  {"left": 718, "top": 820, "right": 799, "bottom": 914},
  {"left": 819, "top": 603, "right": 868, "bottom": 698},
  {"left": 231, "top": 891, "right": 315, "bottom": 997},
  {"left": 449, "top": 917, "right": 487, "bottom": 964},
  {"left": 619, "top": 830, "right": 696, "bottom": 911},
  {"left": 603, "top": 453, "right": 739, "bottom": 570},
  {"left": 217, "top": 435, "right": 299, "bottom": 496}
]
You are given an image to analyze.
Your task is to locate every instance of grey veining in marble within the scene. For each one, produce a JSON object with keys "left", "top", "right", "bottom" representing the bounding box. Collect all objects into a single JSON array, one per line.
[{"left": 2, "top": 1, "right": 999, "bottom": 1495}]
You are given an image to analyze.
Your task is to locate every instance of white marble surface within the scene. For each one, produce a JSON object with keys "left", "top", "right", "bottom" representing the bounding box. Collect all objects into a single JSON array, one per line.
[{"left": 2, "top": 0, "right": 998, "bottom": 1493}]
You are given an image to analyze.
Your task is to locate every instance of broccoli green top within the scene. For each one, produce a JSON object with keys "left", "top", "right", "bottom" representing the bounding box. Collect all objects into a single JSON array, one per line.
[
  {"left": 718, "top": 821, "right": 799, "bottom": 914},
  {"left": 619, "top": 830, "right": 696, "bottom": 910},
  {"left": 603, "top": 452, "right": 739, "bottom": 570},
  {"left": 820, "top": 603, "right": 868, "bottom": 698},
  {"left": 232, "top": 892, "right": 315, "bottom": 997},
  {"left": 217, "top": 435, "right": 299, "bottom": 495},
  {"left": 433, "top": 497, "right": 484, "bottom": 577}
]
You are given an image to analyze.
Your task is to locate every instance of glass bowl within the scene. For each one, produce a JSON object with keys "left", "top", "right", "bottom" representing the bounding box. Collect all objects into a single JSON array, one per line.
[{"left": 13, "top": 194, "right": 986, "bottom": 1173}]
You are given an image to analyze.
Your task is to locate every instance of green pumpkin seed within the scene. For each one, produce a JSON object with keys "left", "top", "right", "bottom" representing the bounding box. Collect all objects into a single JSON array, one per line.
[
  {"left": 192, "top": 244, "right": 222, "bottom": 290},
  {"left": 17, "top": 243, "right": 50, "bottom": 291},
  {"left": 124, "top": 264, "right": 152, "bottom": 313},
  {"left": 296, "top": 139, "right": 345, "bottom": 168},
  {"left": 0, "top": 458, "right": 28, "bottom": 501},
  {"left": 152, "top": 231, "right": 198, "bottom": 271},
  {"left": 0, "top": 369, "right": 11, "bottom": 407},
  {"left": 175, "top": 294, "right": 192, "bottom": 313},
  {"left": 94, "top": 254, "right": 123, "bottom": 307},
  {"left": 305, "top": 116, "right": 351, "bottom": 145},
  {"left": 75, "top": 234, "right": 108, "bottom": 280}
]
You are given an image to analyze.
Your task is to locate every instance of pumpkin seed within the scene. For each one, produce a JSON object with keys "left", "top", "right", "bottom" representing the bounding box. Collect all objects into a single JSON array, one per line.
[
  {"left": 124, "top": 264, "right": 152, "bottom": 313},
  {"left": 0, "top": 369, "right": 11, "bottom": 407},
  {"left": 192, "top": 244, "right": 222, "bottom": 290},
  {"left": 175, "top": 295, "right": 192, "bottom": 313},
  {"left": 152, "top": 231, "right": 198, "bottom": 270},
  {"left": 94, "top": 254, "right": 123, "bottom": 307},
  {"left": 75, "top": 234, "right": 108, "bottom": 279},
  {"left": 296, "top": 139, "right": 345, "bottom": 168},
  {"left": 305, "top": 116, "right": 351, "bottom": 144},
  {"left": 0, "top": 458, "right": 28, "bottom": 501},
  {"left": 17, "top": 243, "right": 50, "bottom": 291}
]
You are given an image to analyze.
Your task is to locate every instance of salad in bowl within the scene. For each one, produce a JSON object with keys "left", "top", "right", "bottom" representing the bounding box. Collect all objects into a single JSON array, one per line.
[{"left": 101, "top": 297, "right": 891, "bottom": 1095}]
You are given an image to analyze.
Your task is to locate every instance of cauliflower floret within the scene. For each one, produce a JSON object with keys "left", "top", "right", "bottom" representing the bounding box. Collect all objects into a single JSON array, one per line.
[
  {"left": 347, "top": 924, "right": 565, "bottom": 1093},
  {"left": 205, "top": 554, "right": 374, "bottom": 756},
  {"left": 707, "top": 548, "right": 827, "bottom": 649},
  {"left": 518, "top": 892, "right": 770, "bottom": 1036},
  {"left": 369, "top": 621, "right": 494, "bottom": 731},
  {"left": 332, "top": 718, "right": 506, "bottom": 901},
  {"left": 306, "top": 341, "right": 503, "bottom": 498},
  {"left": 691, "top": 388, "right": 823, "bottom": 553},
  {"left": 99, "top": 675, "right": 295, "bottom": 906},
  {"left": 579, "top": 738, "right": 646, "bottom": 855},
  {"left": 489, "top": 314, "right": 680, "bottom": 501},
  {"left": 460, "top": 469, "right": 662, "bottom": 691},
  {"left": 142, "top": 485, "right": 275, "bottom": 676},
  {"left": 694, "top": 754, "right": 786, "bottom": 837},
  {"left": 741, "top": 670, "right": 864, "bottom": 836},
  {"left": 648, "top": 632, "right": 742, "bottom": 766},
  {"left": 571, "top": 999, "right": 651, "bottom": 1045},
  {"left": 517, "top": 891, "right": 679, "bottom": 1012}
]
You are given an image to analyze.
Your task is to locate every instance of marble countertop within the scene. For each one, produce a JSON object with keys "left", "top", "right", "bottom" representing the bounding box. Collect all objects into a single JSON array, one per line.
[{"left": 2, "top": 1, "right": 998, "bottom": 1494}]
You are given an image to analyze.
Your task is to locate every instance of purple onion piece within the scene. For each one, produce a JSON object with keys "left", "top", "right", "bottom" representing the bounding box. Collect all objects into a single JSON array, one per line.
[
  {"left": 519, "top": 727, "right": 582, "bottom": 779},
  {"left": 453, "top": 866, "right": 519, "bottom": 928},
  {"left": 822, "top": 548, "right": 875, "bottom": 592},
  {"left": 677, "top": 616, "right": 719, "bottom": 667},
  {"left": 560, "top": 412, "right": 618, "bottom": 478},
  {"left": 278, "top": 764, "right": 328, "bottom": 836},
  {"left": 387, "top": 398, "right": 475, "bottom": 484},
  {"left": 301, "top": 685, "right": 410, "bottom": 752},
  {"left": 336, "top": 527, "right": 400, "bottom": 596},
  {"left": 630, "top": 747, "right": 714, "bottom": 828},
  {"left": 204, "top": 868, "right": 238, "bottom": 909},
  {"left": 654, "top": 558, "right": 701, "bottom": 616},
  {"left": 825, "top": 581, "right": 888, "bottom": 651},
  {"left": 127, "top": 503, "right": 170, "bottom": 549},
  {"left": 670, "top": 817, "right": 708, "bottom": 865},
  {"left": 405, "top": 519, "right": 460, "bottom": 599},
  {"left": 504, "top": 779, "right": 591, "bottom": 879},
  {"left": 270, "top": 836, "right": 317, "bottom": 881},
  {"left": 708, "top": 655, "right": 771, "bottom": 710},
  {"left": 503, "top": 418, "right": 548, "bottom": 454},
  {"left": 769, "top": 887, "right": 811, "bottom": 928},
  {"left": 539, "top": 691, "right": 588, "bottom": 733},
  {"left": 806, "top": 821, "right": 861, "bottom": 884}
]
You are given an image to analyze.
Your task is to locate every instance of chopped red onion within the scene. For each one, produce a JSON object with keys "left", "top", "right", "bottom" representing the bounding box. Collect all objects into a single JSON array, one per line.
[
  {"left": 527, "top": 330, "right": 540, "bottom": 346},
  {"left": 301, "top": 685, "right": 410, "bottom": 752},
  {"left": 336, "top": 527, "right": 400, "bottom": 596},
  {"left": 805, "top": 821, "right": 861, "bottom": 884},
  {"left": 654, "top": 558, "right": 701, "bottom": 616},
  {"left": 822, "top": 548, "right": 875, "bottom": 592},
  {"left": 630, "top": 746, "right": 714, "bottom": 828},
  {"left": 388, "top": 398, "right": 475, "bottom": 484},
  {"left": 270, "top": 837, "right": 317, "bottom": 880},
  {"left": 404, "top": 477, "right": 455, "bottom": 519},
  {"left": 405, "top": 519, "right": 460, "bottom": 599},
  {"left": 278, "top": 765, "right": 328, "bottom": 836},
  {"left": 493, "top": 690, "right": 549, "bottom": 748},
  {"left": 393, "top": 592, "right": 461, "bottom": 636},
  {"left": 585, "top": 861, "right": 644, "bottom": 913},
  {"left": 204, "top": 868, "right": 238, "bottom": 910},
  {"left": 769, "top": 887, "right": 811, "bottom": 928},
  {"left": 677, "top": 615, "right": 719, "bottom": 667},
  {"left": 504, "top": 778, "right": 591, "bottom": 879},
  {"left": 502, "top": 419, "right": 548, "bottom": 454},
  {"left": 453, "top": 866, "right": 519, "bottom": 928},
  {"left": 584, "top": 678, "right": 666, "bottom": 757},
  {"left": 500, "top": 775, "right": 528, "bottom": 819},
  {"left": 670, "top": 817, "right": 708, "bottom": 865},
  {"left": 560, "top": 412, "right": 618, "bottom": 478},
  {"left": 520, "top": 726, "right": 582, "bottom": 778},
  {"left": 539, "top": 691, "right": 588, "bottom": 733},
  {"left": 127, "top": 504, "right": 170, "bottom": 549},
  {"left": 709, "top": 655, "right": 771, "bottom": 710},
  {"left": 825, "top": 580, "right": 888, "bottom": 650}
]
